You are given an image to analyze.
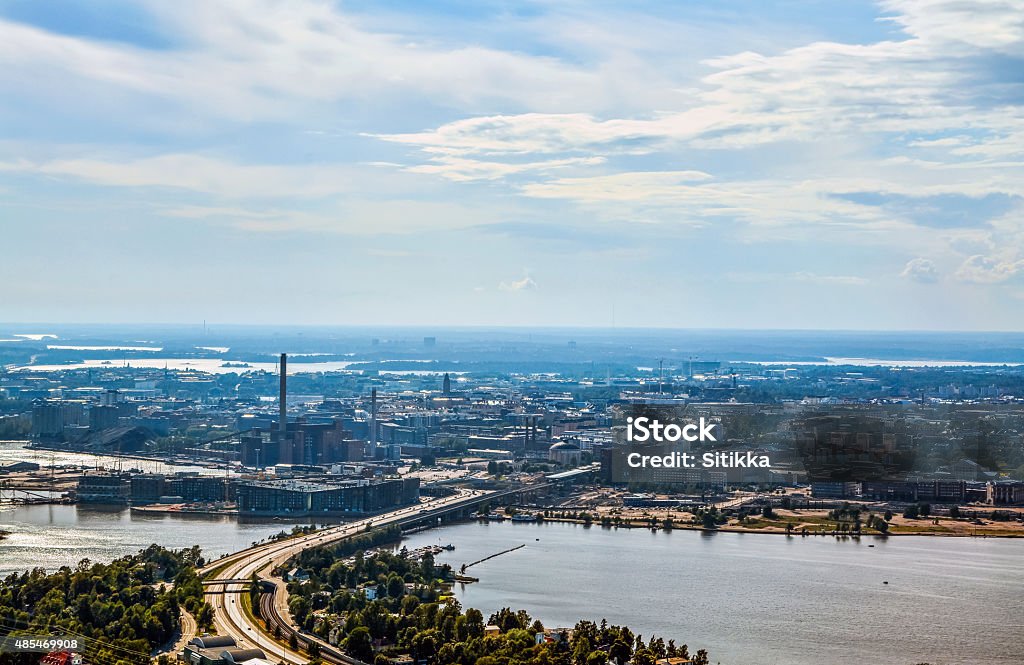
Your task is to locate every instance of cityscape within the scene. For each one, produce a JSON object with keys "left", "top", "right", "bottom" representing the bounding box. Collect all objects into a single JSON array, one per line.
[
  {"left": 3, "top": 0, "right": 1024, "bottom": 664},
  {"left": 0, "top": 327, "right": 1023, "bottom": 665}
]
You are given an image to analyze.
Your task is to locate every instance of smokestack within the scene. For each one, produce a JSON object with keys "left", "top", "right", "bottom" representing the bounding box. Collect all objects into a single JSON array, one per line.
[
  {"left": 279, "top": 353, "right": 287, "bottom": 443},
  {"left": 370, "top": 388, "right": 378, "bottom": 448}
]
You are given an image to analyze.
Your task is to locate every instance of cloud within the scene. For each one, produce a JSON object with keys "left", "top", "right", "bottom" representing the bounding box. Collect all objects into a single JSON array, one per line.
[
  {"left": 0, "top": 2, "right": 622, "bottom": 123},
  {"left": 371, "top": 0, "right": 1024, "bottom": 233},
  {"left": 499, "top": 276, "right": 538, "bottom": 292},
  {"left": 727, "top": 272, "right": 869, "bottom": 286},
  {"left": 900, "top": 257, "right": 940, "bottom": 282},
  {"left": 0, "top": 153, "right": 366, "bottom": 199},
  {"left": 879, "top": 0, "right": 1024, "bottom": 54},
  {"left": 790, "top": 272, "right": 869, "bottom": 286},
  {"left": 405, "top": 155, "right": 605, "bottom": 182},
  {"left": 955, "top": 255, "right": 1024, "bottom": 283},
  {"left": 521, "top": 170, "right": 715, "bottom": 203}
]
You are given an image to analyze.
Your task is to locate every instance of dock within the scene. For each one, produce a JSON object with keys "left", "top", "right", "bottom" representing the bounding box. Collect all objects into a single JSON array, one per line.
[{"left": 459, "top": 543, "right": 526, "bottom": 575}]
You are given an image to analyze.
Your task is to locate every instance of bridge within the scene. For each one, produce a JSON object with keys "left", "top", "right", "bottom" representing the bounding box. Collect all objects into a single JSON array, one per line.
[
  {"left": 545, "top": 462, "right": 601, "bottom": 483},
  {"left": 201, "top": 482, "right": 554, "bottom": 664}
]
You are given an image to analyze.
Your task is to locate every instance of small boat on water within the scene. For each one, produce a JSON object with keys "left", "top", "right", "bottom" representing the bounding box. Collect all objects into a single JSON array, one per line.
[
  {"left": 511, "top": 513, "right": 537, "bottom": 522},
  {"left": 486, "top": 513, "right": 506, "bottom": 521},
  {"left": 442, "top": 543, "right": 455, "bottom": 551}
]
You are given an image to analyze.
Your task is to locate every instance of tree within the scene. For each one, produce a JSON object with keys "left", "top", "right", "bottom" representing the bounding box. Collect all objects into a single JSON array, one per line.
[
  {"left": 346, "top": 626, "right": 374, "bottom": 662},
  {"left": 249, "top": 574, "right": 262, "bottom": 617},
  {"left": 573, "top": 636, "right": 592, "bottom": 665},
  {"left": 465, "top": 608, "right": 485, "bottom": 638},
  {"left": 609, "top": 639, "right": 632, "bottom": 665},
  {"left": 420, "top": 553, "right": 436, "bottom": 581},
  {"left": 387, "top": 573, "right": 405, "bottom": 598},
  {"left": 632, "top": 649, "right": 656, "bottom": 665},
  {"left": 196, "top": 602, "right": 214, "bottom": 630}
]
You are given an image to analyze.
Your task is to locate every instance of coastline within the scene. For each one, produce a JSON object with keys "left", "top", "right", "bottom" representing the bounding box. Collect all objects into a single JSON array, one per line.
[{"left": 530, "top": 514, "right": 1024, "bottom": 538}]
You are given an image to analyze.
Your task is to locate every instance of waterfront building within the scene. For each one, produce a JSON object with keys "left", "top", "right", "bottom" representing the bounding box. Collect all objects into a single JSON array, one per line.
[
  {"left": 130, "top": 473, "right": 166, "bottom": 503},
  {"left": 77, "top": 473, "right": 130, "bottom": 504},
  {"left": 987, "top": 481, "right": 1024, "bottom": 505},
  {"left": 236, "top": 476, "right": 419, "bottom": 515}
]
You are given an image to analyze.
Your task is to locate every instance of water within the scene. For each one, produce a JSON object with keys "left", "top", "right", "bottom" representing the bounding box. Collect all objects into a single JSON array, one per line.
[
  {"left": 0, "top": 476, "right": 1019, "bottom": 664},
  {"left": 401, "top": 521, "right": 1024, "bottom": 665},
  {"left": 0, "top": 503, "right": 308, "bottom": 577},
  {"left": 8, "top": 358, "right": 357, "bottom": 374},
  {"left": 736, "top": 358, "right": 1023, "bottom": 367},
  {"left": 0, "top": 440, "right": 225, "bottom": 475}
]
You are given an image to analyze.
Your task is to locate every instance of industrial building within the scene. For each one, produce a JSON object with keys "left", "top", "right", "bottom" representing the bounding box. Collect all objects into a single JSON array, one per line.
[
  {"left": 77, "top": 473, "right": 131, "bottom": 504},
  {"left": 236, "top": 476, "right": 419, "bottom": 516}
]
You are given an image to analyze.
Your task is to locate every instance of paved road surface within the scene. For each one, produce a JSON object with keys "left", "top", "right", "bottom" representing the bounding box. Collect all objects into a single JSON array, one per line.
[{"left": 204, "top": 489, "right": 491, "bottom": 664}]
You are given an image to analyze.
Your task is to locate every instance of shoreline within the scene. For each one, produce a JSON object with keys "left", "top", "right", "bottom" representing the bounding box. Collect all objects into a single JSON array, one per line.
[
  {"left": 22, "top": 441, "right": 230, "bottom": 469},
  {"left": 525, "top": 515, "right": 1024, "bottom": 538}
]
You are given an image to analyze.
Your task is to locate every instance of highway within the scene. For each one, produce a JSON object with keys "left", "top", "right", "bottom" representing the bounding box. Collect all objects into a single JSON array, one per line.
[{"left": 201, "top": 488, "right": 500, "bottom": 664}]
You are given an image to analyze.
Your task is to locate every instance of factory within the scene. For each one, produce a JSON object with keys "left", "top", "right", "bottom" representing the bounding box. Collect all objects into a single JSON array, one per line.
[{"left": 235, "top": 476, "right": 419, "bottom": 516}]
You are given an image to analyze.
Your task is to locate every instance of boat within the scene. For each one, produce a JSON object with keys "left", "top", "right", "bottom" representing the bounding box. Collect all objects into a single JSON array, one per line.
[
  {"left": 442, "top": 543, "right": 455, "bottom": 551},
  {"left": 486, "top": 513, "right": 506, "bottom": 521},
  {"left": 511, "top": 513, "right": 537, "bottom": 522}
]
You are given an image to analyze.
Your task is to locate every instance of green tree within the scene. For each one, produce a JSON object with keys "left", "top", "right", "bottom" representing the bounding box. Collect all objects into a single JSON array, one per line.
[
  {"left": 465, "top": 608, "right": 485, "bottom": 638},
  {"left": 387, "top": 573, "right": 405, "bottom": 599},
  {"left": 609, "top": 639, "right": 632, "bottom": 665},
  {"left": 346, "top": 626, "right": 374, "bottom": 662}
]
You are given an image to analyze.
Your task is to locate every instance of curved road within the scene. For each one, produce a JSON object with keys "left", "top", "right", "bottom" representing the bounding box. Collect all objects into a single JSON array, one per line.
[{"left": 203, "top": 489, "right": 494, "bottom": 664}]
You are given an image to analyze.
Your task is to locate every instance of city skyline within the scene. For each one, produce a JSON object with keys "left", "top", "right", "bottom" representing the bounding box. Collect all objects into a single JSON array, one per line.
[{"left": 2, "top": 0, "right": 1024, "bottom": 330}]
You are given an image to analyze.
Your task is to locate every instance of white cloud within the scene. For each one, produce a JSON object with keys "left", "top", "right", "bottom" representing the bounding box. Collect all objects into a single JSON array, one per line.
[
  {"left": 373, "top": 0, "right": 1024, "bottom": 220},
  {"left": 521, "top": 170, "right": 714, "bottom": 203},
  {"left": 879, "top": 0, "right": 1024, "bottom": 54},
  {"left": 0, "top": 0, "right": 657, "bottom": 123},
  {"left": 0, "top": 153, "right": 365, "bottom": 198},
  {"left": 406, "top": 155, "right": 606, "bottom": 182},
  {"left": 727, "top": 272, "right": 868, "bottom": 286},
  {"left": 499, "top": 276, "right": 538, "bottom": 292},
  {"left": 900, "top": 257, "right": 940, "bottom": 282},
  {"left": 955, "top": 255, "right": 1024, "bottom": 283}
]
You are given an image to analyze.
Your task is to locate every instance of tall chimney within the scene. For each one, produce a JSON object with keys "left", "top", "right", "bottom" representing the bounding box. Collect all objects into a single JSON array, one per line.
[
  {"left": 279, "top": 353, "right": 287, "bottom": 443},
  {"left": 370, "top": 388, "right": 378, "bottom": 450}
]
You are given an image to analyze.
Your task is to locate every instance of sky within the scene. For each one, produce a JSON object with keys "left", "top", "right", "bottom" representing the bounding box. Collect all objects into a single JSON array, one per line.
[{"left": 1, "top": 0, "right": 1023, "bottom": 330}]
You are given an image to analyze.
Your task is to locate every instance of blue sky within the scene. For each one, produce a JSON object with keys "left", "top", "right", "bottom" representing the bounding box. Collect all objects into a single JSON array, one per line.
[{"left": 1, "top": 0, "right": 1023, "bottom": 329}]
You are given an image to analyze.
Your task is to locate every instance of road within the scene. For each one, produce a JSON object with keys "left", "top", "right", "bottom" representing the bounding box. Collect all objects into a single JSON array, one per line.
[{"left": 203, "top": 488, "right": 496, "bottom": 664}]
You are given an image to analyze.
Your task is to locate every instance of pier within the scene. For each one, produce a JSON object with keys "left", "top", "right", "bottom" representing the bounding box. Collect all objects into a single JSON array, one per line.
[{"left": 459, "top": 543, "right": 525, "bottom": 574}]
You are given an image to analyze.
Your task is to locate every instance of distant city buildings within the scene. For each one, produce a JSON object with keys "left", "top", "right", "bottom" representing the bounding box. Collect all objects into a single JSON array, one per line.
[{"left": 7, "top": 345, "right": 1024, "bottom": 508}]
